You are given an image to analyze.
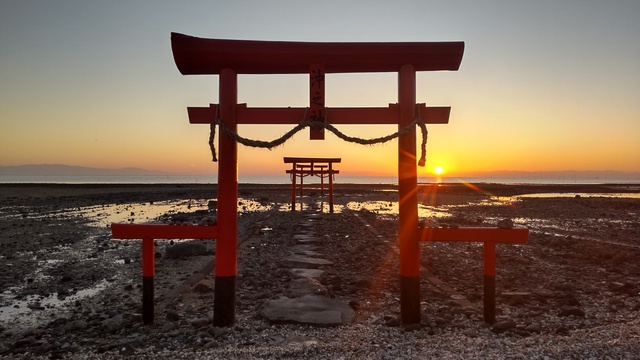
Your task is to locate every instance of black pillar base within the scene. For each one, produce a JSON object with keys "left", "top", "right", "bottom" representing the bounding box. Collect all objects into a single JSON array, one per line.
[
  {"left": 400, "top": 275, "right": 421, "bottom": 325},
  {"left": 483, "top": 275, "right": 496, "bottom": 324},
  {"left": 142, "top": 276, "right": 154, "bottom": 324},
  {"left": 213, "top": 275, "right": 236, "bottom": 327}
]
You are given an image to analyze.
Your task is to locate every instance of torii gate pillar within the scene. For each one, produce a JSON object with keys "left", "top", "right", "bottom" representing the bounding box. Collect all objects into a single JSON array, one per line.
[
  {"left": 214, "top": 68, "right": 238, "bottom": 327},
  {"left": 398, "top": 64, "right": 421, "bottom": 323}
]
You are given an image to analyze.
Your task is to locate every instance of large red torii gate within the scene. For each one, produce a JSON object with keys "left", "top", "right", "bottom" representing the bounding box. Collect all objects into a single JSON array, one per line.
[{"left": 171, "top": 32, "right": 464, "bottom": 326}]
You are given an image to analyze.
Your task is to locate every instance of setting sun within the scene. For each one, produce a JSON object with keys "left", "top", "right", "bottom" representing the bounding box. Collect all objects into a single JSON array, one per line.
[{"left": 434, "top": 166, "right": 444, "bottom": 175}]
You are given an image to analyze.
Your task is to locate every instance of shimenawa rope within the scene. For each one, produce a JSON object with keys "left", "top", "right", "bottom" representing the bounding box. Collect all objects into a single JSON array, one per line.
[{"left": 209, "top": 110, "right": 428, "bottom": 167}]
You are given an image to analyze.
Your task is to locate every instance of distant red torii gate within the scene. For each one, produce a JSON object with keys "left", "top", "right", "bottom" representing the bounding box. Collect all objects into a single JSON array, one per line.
[{"left": 171, "top": 32, "right": 464, "bottom": 327}]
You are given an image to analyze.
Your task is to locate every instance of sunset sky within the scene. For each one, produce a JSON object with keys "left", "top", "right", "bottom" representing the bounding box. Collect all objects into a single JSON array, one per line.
[{"left": 1, "top": 1, "right": 639, "bottom": 179}]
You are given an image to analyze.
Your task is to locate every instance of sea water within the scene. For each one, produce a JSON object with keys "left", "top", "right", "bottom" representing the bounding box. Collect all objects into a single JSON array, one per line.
[{"left": 2, "top": 174, "right": 639, "bottom": 185}]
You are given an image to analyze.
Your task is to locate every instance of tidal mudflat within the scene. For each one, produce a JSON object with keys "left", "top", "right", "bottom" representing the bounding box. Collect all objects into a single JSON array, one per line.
[{"left": 0, "top": 183, "right": 638, "bottom": 359}]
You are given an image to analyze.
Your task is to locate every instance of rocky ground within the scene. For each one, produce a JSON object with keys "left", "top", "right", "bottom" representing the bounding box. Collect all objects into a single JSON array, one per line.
[{"left": 0, "top": 183, "right": 639, "bottom": 359}]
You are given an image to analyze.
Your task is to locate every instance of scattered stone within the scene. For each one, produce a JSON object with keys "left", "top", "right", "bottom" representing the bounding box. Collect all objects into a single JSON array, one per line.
[
  {"left": 198, "top": 216, "right": 217, "bottom": 226},
  {"left": 102, "top": 316, "right": 122, "bottom": 333},
  {"left": 165, "top": 242, "right": 209, "bottom": 258},
  {"left": 496, "top": 218, "right": 514, "bottom": 228},
  {"left": 161, "top": 322, "right": 177, "bottom": 332},
  {"left": 558, "top": 306, "right": 585, "bottom": 317},
  {"left": 208, "top": 326, "right": 228, "bottom": 337},
  {"left": 190, "top": 318, "right": 209, "bottom": 328},
  {"left": 165, "top": 310, "right": 180, "bottom": 321},
  {"left": 27, "top": 302, "right": 45, "bottom": 310},
  {"left": 193, "top": 283, "right": 213, "bottom": 293},
  {"left": 563, "top": 294, "right": 581, "bottom": 306},
  {"left": 384, "top": 317, "right": 401, "bottom": 327},
  {"left": 509, "top": 294, "right": 525, "bottom": 306},
  {"left": 63, "top": 320, "right": 87, "bottom": 332},
  {"left": 525, "top": 323, "right": 542, "bottom": 333},
  {"left": 171, "top": 214, "right": 189, "bottom": 223},
  {"left": 492, "top": 319, "right": 516, "bottom": 333},
  {"left": 118, "top": 343, "right": 136, "bottom": 356},
  {"left": 203, "top": 340, "right": 218, "bottom": 349}
]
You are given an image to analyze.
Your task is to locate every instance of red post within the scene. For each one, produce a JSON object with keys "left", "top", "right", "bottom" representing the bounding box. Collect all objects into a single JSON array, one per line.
[
  {"left": 214, "top": 68, "right": 238, "bottom": 327},
  {"left": 328, "top": 164, "right": 334, "bottom": 213},
  {"left": 483, "top": 242, "right": 497, "bottom": 324},
  {"left": 141, "top": 238, "right": 154, "bottom": 324},
  {"left": 398, "top": 64, "right": 421, "bottom": 325},
  {"left": 291, "top": 164, "right": 297, "bottom": 211},
  {"left": 300, "top": 169, "right": 304, "bottom": 205}
]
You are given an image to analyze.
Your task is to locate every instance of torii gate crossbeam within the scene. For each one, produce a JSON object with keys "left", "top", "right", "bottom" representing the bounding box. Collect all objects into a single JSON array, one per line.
[{"left": 171, "top": 33, "right": 464, "bottom": 327}]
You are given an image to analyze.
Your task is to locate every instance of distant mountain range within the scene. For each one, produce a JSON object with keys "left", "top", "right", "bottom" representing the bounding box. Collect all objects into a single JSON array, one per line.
[
  {"left": 1, "top": 164, "right": 639, "bottom": 181},
  {"left": 0, "top": 164, "right": 172, "bottom": 176}
]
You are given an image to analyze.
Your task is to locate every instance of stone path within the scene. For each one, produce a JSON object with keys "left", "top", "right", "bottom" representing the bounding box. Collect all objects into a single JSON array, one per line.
[{"left": 261, "top": 212, "right": 355, "bottom": 326}]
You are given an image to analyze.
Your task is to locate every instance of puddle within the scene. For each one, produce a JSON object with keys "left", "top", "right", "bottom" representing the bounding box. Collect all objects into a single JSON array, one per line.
[
  {"left": 0, "top": 279, "right": 111, "bottom": 329},
  {"left": 346, "top": 200, "right": 452, "bottom": 219},
  {"left": 0, "top": 197, "right": 279, "bottom": 332},
  {"left": 515, "top": 193, "right": 640, "bottom": 199},
  {"left": 68, "top": 198, "right": 274, "bottom": 228},
  {"left": 0, "top": 198, "right": 276, "bottom": 229},
  {"left": 66, "top": 199, "right": 210, "bottom": 228}
]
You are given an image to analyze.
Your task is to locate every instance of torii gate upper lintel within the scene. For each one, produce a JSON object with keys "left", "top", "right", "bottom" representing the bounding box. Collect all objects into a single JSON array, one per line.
[{"left": 171, "top": 32, "right": 465, "bottom": 327}]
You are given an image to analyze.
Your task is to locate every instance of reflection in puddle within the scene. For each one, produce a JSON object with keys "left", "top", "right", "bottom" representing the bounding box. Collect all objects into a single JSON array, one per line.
[
  {"left": 346, "top": 200, "right": 452, "bottom": 218},
  {"left": 511, "top": 193, "right": 640, "bottom": 200},
  {"left": 0, "top": 280, "right": 110, "bottom": 328},
  {"left": 0, "top": 198, "right": 276, "bottom": 229},
  {"left": 67, "top": 199, "right": 209, "bottom": 227},
  {"left": 69, "top": 198, "right": 274, "bottom": 227}
]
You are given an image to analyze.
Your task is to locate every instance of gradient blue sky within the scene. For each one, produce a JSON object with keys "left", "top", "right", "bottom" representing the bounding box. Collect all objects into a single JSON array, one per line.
[{"left": 1, "top": 1, "right": 639, "bottom": 177}]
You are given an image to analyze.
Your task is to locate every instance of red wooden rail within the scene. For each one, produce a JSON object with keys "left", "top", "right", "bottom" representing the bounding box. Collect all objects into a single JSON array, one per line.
[
  {"left": 187, "top": 103, "right": 451, "bottom": 125},
  {"left": 111, "top": 223, "right": 218, "bottom": 324},
  {"left": 419, "top": 226, "right": 529, "bottom": 323}
]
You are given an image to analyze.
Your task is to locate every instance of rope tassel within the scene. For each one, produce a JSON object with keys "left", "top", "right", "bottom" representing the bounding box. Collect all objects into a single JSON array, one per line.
[{"left": 209, "top": 121, "right": 217, "bottom": 162}]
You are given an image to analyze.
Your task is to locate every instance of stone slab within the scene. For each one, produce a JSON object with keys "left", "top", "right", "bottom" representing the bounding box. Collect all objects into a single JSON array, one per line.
[
  {"left": 262, "top": 295, "right": 354, "bottom": 327},
  {"left": 281, "top": 254, "right": 333, "bottom": 269},
  {"left": 291, "top": 268, "right": 324, "bottom": 279},
  {"left": 287, "top": 277, "right": 328, "bottom": 297},
  {"left": 291, "top": 244, "right": 319, "bottom": 252}
]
